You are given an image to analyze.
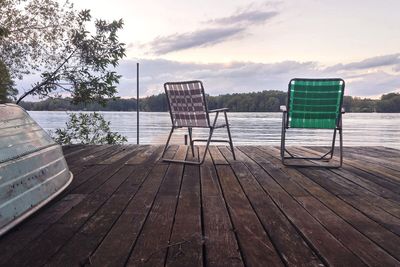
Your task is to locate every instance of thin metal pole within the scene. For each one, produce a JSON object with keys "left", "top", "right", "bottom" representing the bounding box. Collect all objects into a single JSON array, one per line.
[{"left": 137, "top": 62, "right": 139, "bottom": 145}]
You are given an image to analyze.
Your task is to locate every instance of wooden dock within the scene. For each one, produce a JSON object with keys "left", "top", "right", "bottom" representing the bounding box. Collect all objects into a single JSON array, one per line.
[{"left": 1, "top": 145, "right": 400, "bottom": 266}]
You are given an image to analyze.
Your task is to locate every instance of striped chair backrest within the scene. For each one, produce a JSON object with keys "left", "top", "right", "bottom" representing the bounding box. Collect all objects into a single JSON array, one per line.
[
  {"left": 164, "top": 81, "right": 210, "bottom": 127},
  {"left": 287, "top": 78, "right": 345, "bottom": 129}
]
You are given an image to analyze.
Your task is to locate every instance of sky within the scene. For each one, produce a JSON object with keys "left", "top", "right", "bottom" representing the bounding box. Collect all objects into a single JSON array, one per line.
[{"left": 21, "top": 0, "right": 400, "bottom": 98}]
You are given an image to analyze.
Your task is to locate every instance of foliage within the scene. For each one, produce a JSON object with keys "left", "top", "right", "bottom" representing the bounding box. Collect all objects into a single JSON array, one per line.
[
  {"left": 0, "top": 0, "right": 76, "bottom": 79},
  {"left": 20, "top": 90, "right": 288, "bottom": 112},
  {"left": 52, "top": 112, "right": 127, "bottom": 145},
  {"left": 1, "top": 0, "right": 127, "bottom": 144},
  {"left": 1, "top": 0, "right": 126, "bottom": 105},
  {"left": 0, "top": 59, "right": 17, "bottom": 102},
  {"left": 207, "top": 90, "right": 286, "bottom": 112},
  {"left": 376, "top": 93, "right": 400, "bottom": 112},
  {"left": 19, "top": 90, "right": 400, "bottom": 113},
  {"left": 343, "top": 96, "right": 377, "bottom": 112}
]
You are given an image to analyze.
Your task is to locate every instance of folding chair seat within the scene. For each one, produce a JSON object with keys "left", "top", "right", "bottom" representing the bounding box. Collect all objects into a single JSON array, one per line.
[
  {"left": 161, "top": 80, "right": 236, "bottom": 164},
  {"left": 280, "top": 78, "right": 345, "bottom": 167}
]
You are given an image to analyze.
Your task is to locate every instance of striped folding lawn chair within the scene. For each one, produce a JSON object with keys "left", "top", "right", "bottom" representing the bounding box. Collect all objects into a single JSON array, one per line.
[
  {"left": 280, "top": 78, "right": 345, "bottom": 167},
  {"left": 161, "top": 80, "right": 236, "bottom": 164}
]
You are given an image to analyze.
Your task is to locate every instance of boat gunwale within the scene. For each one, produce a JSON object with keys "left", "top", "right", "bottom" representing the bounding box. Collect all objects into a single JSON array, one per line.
[{"left": 0, "top": 171, "right": 73, "bottom": 237}]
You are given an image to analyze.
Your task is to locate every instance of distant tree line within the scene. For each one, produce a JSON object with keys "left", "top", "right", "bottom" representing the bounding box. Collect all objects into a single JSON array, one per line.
[{"left": 19, "top": 90, "right": 400, "bottom": 113}]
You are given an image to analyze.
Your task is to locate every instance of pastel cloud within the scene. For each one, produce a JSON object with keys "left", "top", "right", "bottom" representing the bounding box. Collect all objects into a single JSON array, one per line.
[
  {"left": 115, "top": 53, "right": 400, "bottom": 98},
  {"left": 145, "top": 3, "right": 278, "bottom": 55}
]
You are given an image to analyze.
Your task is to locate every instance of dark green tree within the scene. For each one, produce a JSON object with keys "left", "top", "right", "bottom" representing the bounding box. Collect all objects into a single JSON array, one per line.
[
  {"left": 0, "top": 0, "right": 76, "bottom": 80},
  {"left": 376, "top": 93, "right": 400, "bottom": 112},
  {"left": 0, "top": 59, "right": 17, "bottom": 103},
  {"left": 1, "top": 0, "right": 125, "bottom": 104},
  {"left": 1, "top": 0, "right": 127, "bottom": 144}
]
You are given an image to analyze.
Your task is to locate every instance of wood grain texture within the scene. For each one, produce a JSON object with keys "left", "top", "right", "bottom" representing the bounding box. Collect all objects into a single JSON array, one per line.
[{"left": 1, "top": 145, "right": 400, "bottom": 267}]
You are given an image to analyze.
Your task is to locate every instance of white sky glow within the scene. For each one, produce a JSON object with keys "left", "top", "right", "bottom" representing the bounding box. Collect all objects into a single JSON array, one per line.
[{"left": 20, "top": 0, "right": 400, "bottom": 98}]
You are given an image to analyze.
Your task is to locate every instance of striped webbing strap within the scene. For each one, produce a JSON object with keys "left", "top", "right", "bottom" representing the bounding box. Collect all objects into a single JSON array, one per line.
[{"left": 165, "top": 81, "right": 209, "bottom": 127}]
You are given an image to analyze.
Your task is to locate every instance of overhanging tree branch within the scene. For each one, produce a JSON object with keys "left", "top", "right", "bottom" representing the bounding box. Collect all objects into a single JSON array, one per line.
[{"left": 16, "top": 49, "right": 76, "bottom": 104}]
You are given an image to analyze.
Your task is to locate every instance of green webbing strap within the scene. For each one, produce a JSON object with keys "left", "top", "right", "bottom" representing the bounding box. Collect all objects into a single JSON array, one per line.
[{"left": 288, "top": 79, "right": 344, "bottom": 129}]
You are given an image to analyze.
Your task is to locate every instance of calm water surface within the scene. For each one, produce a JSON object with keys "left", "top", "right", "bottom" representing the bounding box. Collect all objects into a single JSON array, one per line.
[{"left": 28, "top": 111, "right": 400, "bottom": 149}]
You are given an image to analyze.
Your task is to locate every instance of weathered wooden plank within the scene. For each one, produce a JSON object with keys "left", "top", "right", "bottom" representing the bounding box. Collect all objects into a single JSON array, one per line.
[
  {"left": 25, "top": 194, "right": 86, "bottom": 226},
  {"left": 282, "top": 147, "right": 400, "bottom": 230},
  {"left": 61, "top": 144, "right": 85, "bottom": 155},
  {"left": 3, "top": 160, "right": 138, "bottom": 266},
  {"left": 237, "top": 146, "right": 366, "bottom": 266},
  {"left": 310, "top": 169, "right": 400, "bottom": 218},
  {"left": 65, "top": 145, "right": 111, "bottom": 166},
  {"left": 287, "top": 147, "right": 400, "bottom": 219},
  {"left": 341, "top": 147, "right": 400, "bottom": 172},
  {"left": 281, "top": 146, "right": 341, "bottom": 167},
  {"left": 63, "top": 144, "right": 96, "bottom": 159},
  {"left": 239, "top": 147, "right": 318, "bottom": 198},
  {"left": 331, "top": 167, "right": 400, "bottom": 203},
  {"left": 303, "top": 146, "right": 400, "bottom": 184},
  {"left": 46, "top": 146, "right": 163, "bottom": 266},
  {"left": 126, "top": 146, "right": 187, "bottom": 266},
  {"left": 209, "top": 146, "right": 229, "bottom": 165},
  {"left": 219, "top": 147, "right": 323, "bottom": 266},
  {"left": 0, "top": 161, "right": 106, "bottom": 265},
  {"left": 66, "top": 145, "right": 119, "bottom": 175},
  {"left": 99, "top": 145, "right": 139, "bottom": 164},
  {"left": 346, "top": 147, "right": 399, "bottom": 162},
  {"left": 338, "top": 195, "right": 400, "bottom": 235},
  {"left": 375, "top": 146, "right": 400, "bottom": 157},
  {"left": 66, "top": 146, "right": 111, "bottom": 176},
  {"left": 199, "top": 146, "right": 244, "bottom": 267},
  {"left": 309, "top": 146, "right": 400, "bottom": 180},
  {"left": 258, "top": 146, "right": 400, "bottom": 260},
  {"left": 296, "top": 195, "right": 399, "bottom": 266},
  {"left": 300, "top": 169, "right": 400, "bottom": 222},
  {"left": 345, "top": 146, "right": 400, "bottom": 160},
  {"left": 2, "top": 145, "right": 400, "bottom": 267},
  {"left": 124, "top": 145, "right": 160, "bottom": 165},
  {"left": 63, "top": 164, "right": 108, "bottom": 195},
  {"left": 340, "top": 163, "right": 400, "bottom": 194},
  {"left": 216, "top": 164, "right": 284, "bottom": 266},
  {"left": 165, "top": 151, "right": 203, "bottom": 267},
  {"left": 290, "top": 148, "right": 400, "bottom": 226},
  {"left": 0, "top": 194, "right": 85, "bottom": 266},
  {"left": 89, "top": 164, "right": 172, "bottom": 266},
  {"left": 42, "top": 146, "right": 164, "bottom": 266},
  {"left": 71, "top": 147, "right": 143, "bottom": 195}
]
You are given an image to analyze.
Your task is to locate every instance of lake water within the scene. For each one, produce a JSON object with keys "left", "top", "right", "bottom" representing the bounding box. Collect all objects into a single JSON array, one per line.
[{"left": 28, "top": 111, "right": 400, "bottom": 149}]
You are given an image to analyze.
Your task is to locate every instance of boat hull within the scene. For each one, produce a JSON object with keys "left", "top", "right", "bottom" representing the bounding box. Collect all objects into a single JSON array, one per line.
[{"left": 0, "top": 104, "right": 73, "bottom": 236}]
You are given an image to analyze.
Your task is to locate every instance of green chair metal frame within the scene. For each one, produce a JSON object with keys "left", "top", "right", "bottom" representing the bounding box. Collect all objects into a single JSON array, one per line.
[{"left": 280, "top": 78, "right": 345, "bottom": 167}]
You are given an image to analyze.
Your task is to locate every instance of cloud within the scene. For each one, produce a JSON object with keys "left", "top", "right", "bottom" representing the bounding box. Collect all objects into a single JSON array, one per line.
[
  {"left": 146, "top": 27, "right": 246, "bottom": 55},
  {"left": 209, "top": 10, "right": 278, "bottom": 26},
  {"left": 113, "top": 53, "right": 400, "bottom": 98},
  {"left": 327, "top": 53, "right": 400, "bottom": 71},
  {"left": 144, "top": 2, "right": 278, "bottom": 55},
  {"left": 340, "top": 71, "right": 400, "bottom": 96},
  {"left": 115, "top": 58, "right": 319, "bottom": 97},
  {"left": 16, "top": 53, "right": 400, "bottom": 100}
]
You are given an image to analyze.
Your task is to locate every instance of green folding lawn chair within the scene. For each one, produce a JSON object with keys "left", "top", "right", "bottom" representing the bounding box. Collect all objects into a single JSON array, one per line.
[{"left": 280, "top": 78, "right": 345, "bottom": 167}]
